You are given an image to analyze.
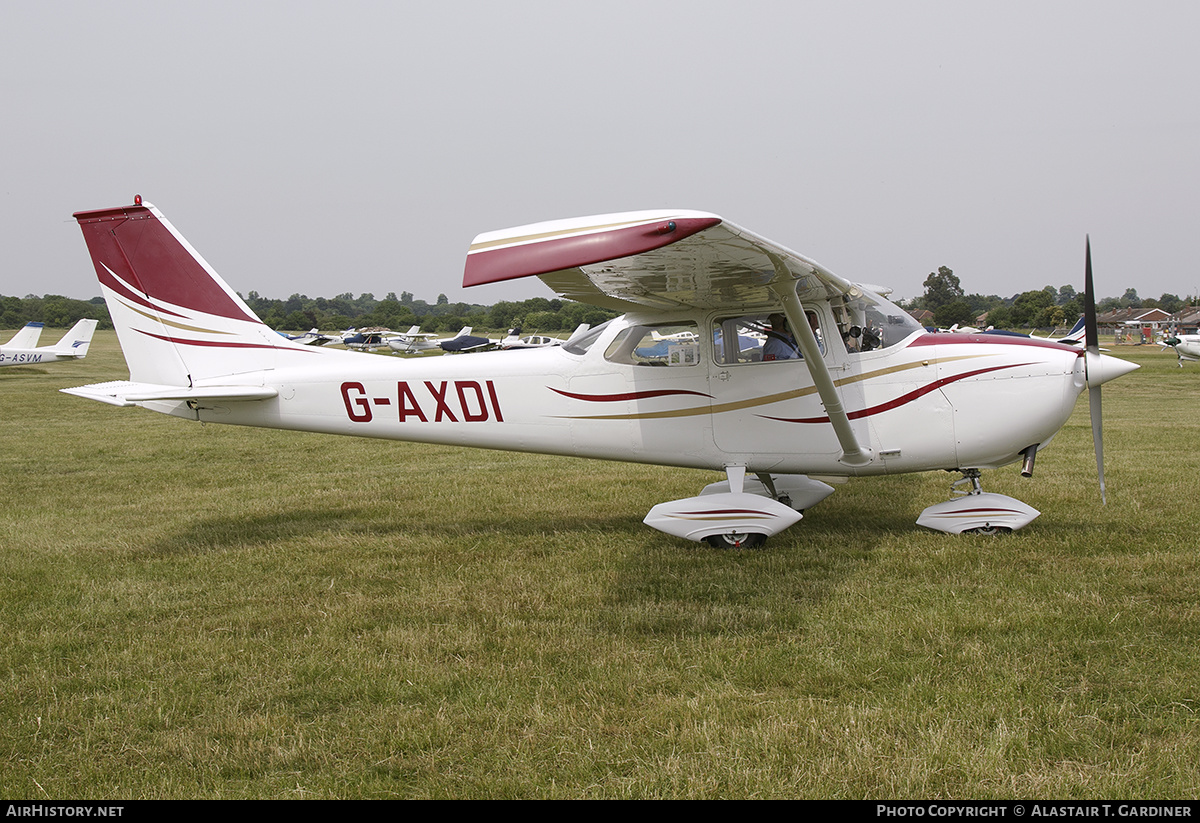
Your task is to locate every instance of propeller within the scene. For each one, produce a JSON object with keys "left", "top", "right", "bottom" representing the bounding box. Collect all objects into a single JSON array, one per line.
[{"left": 1083, "top": 236, "right": 1106, "bottom": 504}]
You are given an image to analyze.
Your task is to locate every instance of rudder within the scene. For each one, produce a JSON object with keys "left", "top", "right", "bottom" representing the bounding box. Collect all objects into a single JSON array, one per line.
[{"left": 73, "top": 198, "right": 313, "bottom": 385}]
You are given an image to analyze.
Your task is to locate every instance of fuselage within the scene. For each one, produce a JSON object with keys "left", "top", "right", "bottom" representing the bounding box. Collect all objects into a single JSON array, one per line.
[
  {"left": 1167, "top": 334, "right": 1200, "bottom": 362},
  {"left": 174, "top": 312, "right": 1096, "bottom": 478},
  {"left": 0, "top": 348, "right": 75, "bottom": 366}
]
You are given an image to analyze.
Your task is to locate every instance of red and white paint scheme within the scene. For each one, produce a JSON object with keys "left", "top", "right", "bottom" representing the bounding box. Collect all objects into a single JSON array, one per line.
[
  {"left": 65, "top": 199, "right": 1137, "bottom": 547},
  {"left": 1, "top": 319, "right": 97, "bottom": 367}
]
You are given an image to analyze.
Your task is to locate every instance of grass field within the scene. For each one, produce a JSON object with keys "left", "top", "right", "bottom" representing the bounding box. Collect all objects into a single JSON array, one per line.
[{"left": 1, "top": 331, "right": 1197, "bottom": 799}]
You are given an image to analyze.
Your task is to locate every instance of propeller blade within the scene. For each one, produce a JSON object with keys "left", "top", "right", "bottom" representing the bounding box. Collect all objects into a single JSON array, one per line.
[
  {"left": 1084, "top": 236, "right": 1098, "bottom": 352},
  {"left": 1089, "top": 378, "right": 1106, "bottom": 504},
  {"left": 1083, "top": 236, "right": 1106, "bottom": 504}
]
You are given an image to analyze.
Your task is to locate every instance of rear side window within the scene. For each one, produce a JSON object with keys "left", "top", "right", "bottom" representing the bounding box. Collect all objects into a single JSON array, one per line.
[{"left": 604, "top": 322, "right": 700, "bottom": 366}]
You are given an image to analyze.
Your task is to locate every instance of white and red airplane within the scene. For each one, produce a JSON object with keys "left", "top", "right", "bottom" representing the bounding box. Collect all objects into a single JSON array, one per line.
[
  {"left": 1, "top": 318, "right": 98, "bottom": 367},
  {"left": 64, "top": 198, "right": 1138, "bottom": 547}
]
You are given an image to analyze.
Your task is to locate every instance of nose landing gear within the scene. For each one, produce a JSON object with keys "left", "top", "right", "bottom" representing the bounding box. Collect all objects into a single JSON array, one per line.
[{"left": 916, "top": 469, "right": 1040, "bottom": 535}]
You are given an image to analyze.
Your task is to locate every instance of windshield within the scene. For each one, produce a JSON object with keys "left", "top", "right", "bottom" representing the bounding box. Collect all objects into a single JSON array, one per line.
[
  {"left": 834, "top": 288, "right": 923, "bottom": 352},
  {"left": 562, "top": 319, "right": 613, "bottom": 355}
]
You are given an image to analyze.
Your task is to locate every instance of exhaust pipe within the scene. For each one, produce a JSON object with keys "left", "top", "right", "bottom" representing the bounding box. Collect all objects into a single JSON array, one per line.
[{"left": 1020, "top": 445, "right": 1038, "bottom": 478}]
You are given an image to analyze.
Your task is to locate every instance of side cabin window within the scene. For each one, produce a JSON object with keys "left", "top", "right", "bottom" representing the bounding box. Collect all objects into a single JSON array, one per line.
[
  {"left": 604, "top": 322, "right": 701, "bottom": 367},
  {"left": 712, "top": 312, "right": 826, "bottom": 365}
]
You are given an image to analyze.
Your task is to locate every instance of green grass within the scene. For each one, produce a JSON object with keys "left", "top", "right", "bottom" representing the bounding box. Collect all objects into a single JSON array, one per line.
[{"left": 1, "top": 333, "right": 1198, "bottom": 798}]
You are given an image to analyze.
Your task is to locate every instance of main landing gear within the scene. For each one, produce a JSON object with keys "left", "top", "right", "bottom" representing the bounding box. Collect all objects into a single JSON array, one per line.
[
  {"left": 915, "top": 469, "right": 1040, "bottom": 535},
  {"left": 642, "top": 466, "right": 836, "bottom": 549}
]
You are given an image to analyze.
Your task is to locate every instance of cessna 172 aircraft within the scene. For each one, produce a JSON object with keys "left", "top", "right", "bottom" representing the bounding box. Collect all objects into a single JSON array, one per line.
[
  {"left": 386, "top": 326, "right": 440, "bottom": 354},
  {"left": 64, "top": 198, "right": 1138, "bottom": 547},
  {"left": 1, "top": 318, "right": 97, "bottom": 367}
]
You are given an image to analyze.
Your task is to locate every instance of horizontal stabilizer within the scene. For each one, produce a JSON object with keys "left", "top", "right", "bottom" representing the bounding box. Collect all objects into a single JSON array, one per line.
[{"left": 62, "top": 380, "right": 277, "bottom": 407}]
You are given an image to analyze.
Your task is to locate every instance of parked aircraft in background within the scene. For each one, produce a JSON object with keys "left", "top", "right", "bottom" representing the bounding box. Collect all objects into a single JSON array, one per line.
[
  {"left": 280, "top": 328, "right": 338, "bottom": 346},
  {"left": 1, "top": 319, "right": 98, "bottom": 367},
  {"left": 388, "top": 326, "right": 478, "bottom": 354},
  {"left": 65, "top": 198, "right": 1137, "bottom": 547},
  {"left": 3, "top": 322, "right": 45, "bottom": 351},
  {"left": 1020, "top": 315, "right": 1087, "bottom": 346},
  {"left": 277, "top": 326, "right": 338, "bottom": 345},
  {"left": 1161, "top": 333, "right": 1200, "bottom": 366},
  {"left": 438, "top": 329, "right": 494, "bottom": 353},
  {"left": 340, "top": 327, "right": 399, "bottom": 351},
  {"left": 1055, "top": 316, "right": 1088, "bottom": 345},
  {"left": 386, "top": 326, "right": 440, "bottom": 354},
  {"left": 499, "top": 329, "right": 563, "bottom": 349}
]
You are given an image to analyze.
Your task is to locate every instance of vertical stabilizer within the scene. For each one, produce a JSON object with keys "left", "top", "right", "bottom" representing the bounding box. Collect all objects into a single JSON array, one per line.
[
  {"left": 72, "top": 199, "right": 317, "bottom": 385},
  {"left": 4, "top": 322, "right": 44, "bottom": 350},
  {"left": 51, "top": 318, "right": 99, "bottom": 357}
]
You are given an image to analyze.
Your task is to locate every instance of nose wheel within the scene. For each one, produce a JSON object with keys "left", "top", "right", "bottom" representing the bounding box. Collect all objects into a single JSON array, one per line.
[{"left": 916, "top": 469, "right": 1040, "bottom": 534}]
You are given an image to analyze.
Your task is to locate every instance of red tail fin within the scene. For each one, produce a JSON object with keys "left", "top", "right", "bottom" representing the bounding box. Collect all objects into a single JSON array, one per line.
[{"left": 73, "top": 198, "right": 315, "bottom": 384}]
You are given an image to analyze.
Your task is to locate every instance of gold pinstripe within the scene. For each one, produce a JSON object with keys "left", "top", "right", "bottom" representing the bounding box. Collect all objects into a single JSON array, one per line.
[
  {"left": 557, "top": 354, "right": 990, "bottom": 421},
  {"left": 115, "top": 294, "right": 233, "bottom": 335}
]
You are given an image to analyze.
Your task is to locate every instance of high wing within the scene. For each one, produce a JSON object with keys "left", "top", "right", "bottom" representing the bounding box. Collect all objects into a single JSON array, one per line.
[
  {"left": 464, "top": 210, "right": 860, "bottom": 313},
  {"left": 464, "top": 209, "right": 872, "bottom": 466}
]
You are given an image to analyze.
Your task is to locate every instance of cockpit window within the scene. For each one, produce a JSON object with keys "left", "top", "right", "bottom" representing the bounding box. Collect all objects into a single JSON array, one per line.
[{"left": 604, "top": 322, "right": 700, "bottom": 366}]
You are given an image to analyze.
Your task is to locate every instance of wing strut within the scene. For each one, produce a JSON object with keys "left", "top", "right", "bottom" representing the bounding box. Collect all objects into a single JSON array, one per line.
[{"left": 770, "top": 269, "right": 873, "bottom": 468}]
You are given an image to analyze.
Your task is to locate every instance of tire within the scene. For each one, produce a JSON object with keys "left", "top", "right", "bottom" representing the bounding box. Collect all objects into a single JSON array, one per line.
[
  {"left": 703, "top": 532, "right": 767, "bottom": 549},
  {"left": 965, "top": 525, "right": 1012, "bottom": 535}
]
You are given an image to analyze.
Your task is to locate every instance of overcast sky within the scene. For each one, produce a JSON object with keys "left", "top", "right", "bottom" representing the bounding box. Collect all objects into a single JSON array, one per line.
[{"left": 3, "top": 1, "right": 1197, "bottom": 308}]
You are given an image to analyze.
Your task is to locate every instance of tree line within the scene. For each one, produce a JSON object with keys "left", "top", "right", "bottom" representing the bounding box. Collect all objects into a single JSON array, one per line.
[
  {"left": 5, "top": 273, "right": 1197, "bottom": 333},
  {"left": 0, "top": 291, "right": 620, "bottom": 334},
  {"left": 1, "top": 294, "right": 110, "bottom": 330},
  {"left": 238, "top": 291, "right": 621, "bottom": 334},
  {"left": 901, "top": 267, "right": 1198, "bottom": 330}
]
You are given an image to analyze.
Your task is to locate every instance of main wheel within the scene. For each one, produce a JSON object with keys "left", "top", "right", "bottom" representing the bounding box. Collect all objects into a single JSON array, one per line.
[
  {"left": 964, "top": 525, "right": 1012, "bottom": 535},
  {"left": 703, "top": 532, "right": 767, "bottom": 549}
]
